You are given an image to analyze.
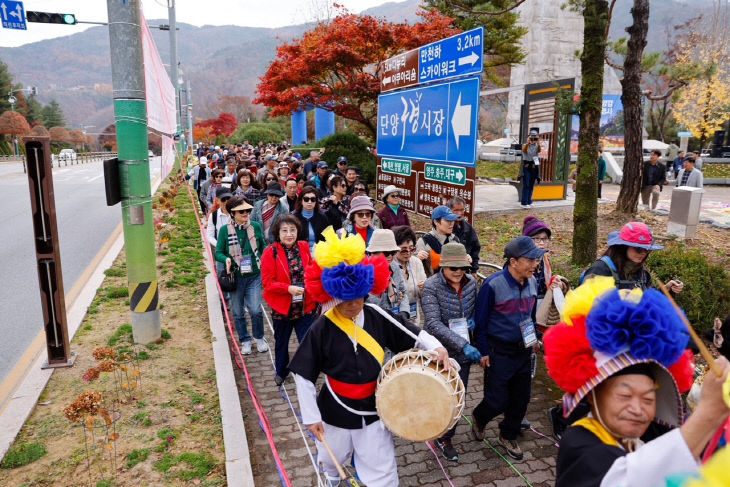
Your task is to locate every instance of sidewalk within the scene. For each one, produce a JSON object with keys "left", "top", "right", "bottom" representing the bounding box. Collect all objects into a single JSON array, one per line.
[
  {"left": 475, "top": 182, "right": 730, "bottom": 228},
  {"left": 219, "top": 291, "right": 559, "bottom": 486}
]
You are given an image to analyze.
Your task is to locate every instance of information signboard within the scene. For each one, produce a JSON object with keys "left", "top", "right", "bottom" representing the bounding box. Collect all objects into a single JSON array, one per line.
[
  {"left": 1, "top": 1, "right": 27, "bottom": 30},
  {"left": 376, "top": 76, "right": 480, "bottom": 167},
  {"left": 376, "top": 159, "right": 476, "bottom": 223}
]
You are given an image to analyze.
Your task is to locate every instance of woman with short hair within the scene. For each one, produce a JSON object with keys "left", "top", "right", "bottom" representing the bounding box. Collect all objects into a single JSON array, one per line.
[
  {"left": 261, "top": 214, "right": 316, "bottom": 386},
  {"left": 293, "top": 186, "right": 330, "bottom": 252}
]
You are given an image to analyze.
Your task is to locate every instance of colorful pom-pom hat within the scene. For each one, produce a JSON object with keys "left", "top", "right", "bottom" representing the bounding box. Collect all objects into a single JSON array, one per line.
[
  {"left": 305, "top": 226, "right": 390, "bottom": 312},
  {"left": 543, "top": 276, "right": 695, "bottom": 429}
]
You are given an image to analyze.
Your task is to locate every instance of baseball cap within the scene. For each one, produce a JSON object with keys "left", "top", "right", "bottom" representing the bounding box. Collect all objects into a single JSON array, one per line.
[
  {"left": 504, "top": 236, "right": 548, "bottom": 260},
  {"left": 317, "top": 161, "right": 329, "bottom": 169},
  {"left": 431, "top": 205, "right": 458, "bottom": 221},
  {"left": 606, "top": 222, "right": 663, "bottom": 251}
]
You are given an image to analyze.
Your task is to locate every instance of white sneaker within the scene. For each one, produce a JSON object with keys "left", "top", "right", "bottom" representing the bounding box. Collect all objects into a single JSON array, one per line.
[
  {"left": 240, "top": 340, "right": 252, "bottom": 355},
  {"left": 255, "top": 338, "right": 269, "bottom": 353}
]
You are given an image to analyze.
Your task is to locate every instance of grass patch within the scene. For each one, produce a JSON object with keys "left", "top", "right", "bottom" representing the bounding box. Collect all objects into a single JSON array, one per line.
[
  {"left": 104, "top": 268, "right": 125, "bottom": 277},
  {"left": 96, "top": 479, "right": 114, "bottom": 487},
  {"left": 476, "top": 161, "right": 520, "bottom": 179},
  {"left": 104, "top": 286, "right": 129, "bottom": 299},
  {"left": 107, "top": 324, "right": 133, "bottom": 346},
  {"left": 154, "top": 452, "right": 215, "bottom": 480},
  {"left": 133, "top": 412, "right": 153, "bottom": 427},
  {"left": 126, "top": 448, "right": 150, "bottom": 469},
  {"left": 1, "top": 443, "right": 47, "bottom": 469},
  {"left": 160, "top": 329, "right": 172, "bottom": 340}
]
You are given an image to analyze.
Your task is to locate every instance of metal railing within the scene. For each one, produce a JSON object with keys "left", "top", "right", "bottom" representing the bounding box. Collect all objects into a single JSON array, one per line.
[{"left": 2, "top": 152, "right": 119, "bottom": 172}]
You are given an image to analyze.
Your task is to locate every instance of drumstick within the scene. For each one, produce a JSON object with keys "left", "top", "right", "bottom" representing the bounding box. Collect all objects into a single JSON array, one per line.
[
  {"left": 321, "top": 435, "right": 358, "bottom": 485},
  {"left": 655, "top": 279, "right": 722, "bottom": 378}
]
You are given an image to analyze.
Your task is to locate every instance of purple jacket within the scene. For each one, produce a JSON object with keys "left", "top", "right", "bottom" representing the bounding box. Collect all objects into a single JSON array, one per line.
[{"left": 377, "top": 205, "right": 411, "bottom": 229}]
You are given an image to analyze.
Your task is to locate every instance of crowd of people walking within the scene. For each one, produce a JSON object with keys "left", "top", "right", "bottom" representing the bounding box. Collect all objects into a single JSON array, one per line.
[{"left": 185, "top": 142, "right": 729, "bottom": 487}]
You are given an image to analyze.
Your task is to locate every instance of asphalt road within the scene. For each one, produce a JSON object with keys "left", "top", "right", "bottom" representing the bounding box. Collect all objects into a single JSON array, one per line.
[{"left": 0, "top": 158, "right": 161, "bottom": 384}]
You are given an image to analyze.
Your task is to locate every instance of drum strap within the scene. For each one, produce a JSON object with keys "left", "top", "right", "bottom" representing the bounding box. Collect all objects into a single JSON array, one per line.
[
  {"left": 325, "top": 307, "right": 385, "bottom": 365},
  {"left": 325, "top": 377, "right": 378, "bottom": 416}
]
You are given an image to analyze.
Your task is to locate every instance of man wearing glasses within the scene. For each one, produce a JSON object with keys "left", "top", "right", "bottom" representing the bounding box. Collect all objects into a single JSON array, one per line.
[{"left": 471, "top": 237, "right": 546, "bottom": 461}]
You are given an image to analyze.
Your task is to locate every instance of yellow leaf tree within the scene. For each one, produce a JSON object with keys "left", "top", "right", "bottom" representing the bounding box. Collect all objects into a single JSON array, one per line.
[{"left": 672, "top": 2, "right": 730, "bottom": 144}]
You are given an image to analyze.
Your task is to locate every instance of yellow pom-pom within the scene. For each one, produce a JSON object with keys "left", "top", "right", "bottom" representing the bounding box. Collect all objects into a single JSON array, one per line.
[
  {"left": 683, "top": 445, "right": 730, "bottom": 487},
  {"left": 313, "top": 226, "right": 366, "bottom": 269},
  {"left": 723, "top": 374, "right": 730, "bottom": 410},
  {"left": 562, "top": 276, "right": 620, "bottom": 326}
]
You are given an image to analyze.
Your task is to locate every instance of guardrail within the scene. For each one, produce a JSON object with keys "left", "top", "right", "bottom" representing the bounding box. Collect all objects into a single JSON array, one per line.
[{"left": 2, "top": 152, "right": 119, "bottom": 172}]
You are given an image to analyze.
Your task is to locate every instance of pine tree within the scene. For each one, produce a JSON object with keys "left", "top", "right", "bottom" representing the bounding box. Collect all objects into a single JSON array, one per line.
[{"left": 41, "top": 99, "right": 66, "bottom": 128}]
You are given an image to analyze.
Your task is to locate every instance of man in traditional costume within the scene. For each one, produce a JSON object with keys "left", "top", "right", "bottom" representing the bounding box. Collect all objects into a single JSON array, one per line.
[
  {"left": 544, "top": 276, "right": 730, "bottom": 487},
  {"left": 289, "top": 227, "right": 450, "bottom": 487}
]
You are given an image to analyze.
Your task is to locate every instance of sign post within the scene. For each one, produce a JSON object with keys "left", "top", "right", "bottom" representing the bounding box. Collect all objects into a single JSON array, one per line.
[{"left": 376, "top": 27, "right": 483, "bottom": 222}]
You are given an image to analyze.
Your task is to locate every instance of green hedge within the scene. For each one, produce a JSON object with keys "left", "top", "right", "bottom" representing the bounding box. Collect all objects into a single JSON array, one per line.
[
  {"left": 301, "top": 132, "right": 376, "bottom": 185},
  {"left": 703, "top": 163, "right": 730, "bottom": 179},
  {"left": 647, "top": 242, "right": 730, "bottom": 332},
  {"left": 228, "top": 122, "right": 288, "bottom": 145}
]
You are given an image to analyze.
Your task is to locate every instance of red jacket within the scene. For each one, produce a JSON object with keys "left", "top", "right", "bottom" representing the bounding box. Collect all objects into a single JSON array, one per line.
[{"left": 261, "top": 241, "right": 316, "bottom": 316}]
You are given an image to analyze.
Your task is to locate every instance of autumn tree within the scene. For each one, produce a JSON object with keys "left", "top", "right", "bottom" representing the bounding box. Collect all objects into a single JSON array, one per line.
[
  {"left": 195, "top": 113, "right": 237, "bottom": 138},
  {"left": 29, "top": 124, "right": 49, "bottom": 137},
  {"left": 0, "top": 111, "right": 31, "bottom": 155},
  {"left": 68, "top": 129, "right": 87, "bottom": 148},
  {"left": 49, "top": 126, "right": 70, "bottom": 150},
  {"left": 255, "top": 10, "right": 459, "bottom": 138},
  {"left": 673, "top": 2, "right": 730, "bottom": 146},
  {"left": 193, "top": 125, "right": 215, "bottom": 145}
]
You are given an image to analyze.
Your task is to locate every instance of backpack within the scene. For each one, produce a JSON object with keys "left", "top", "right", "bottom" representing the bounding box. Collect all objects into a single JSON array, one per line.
[{"left": 580, "top": 256, "right": 618, "bottom": 285}]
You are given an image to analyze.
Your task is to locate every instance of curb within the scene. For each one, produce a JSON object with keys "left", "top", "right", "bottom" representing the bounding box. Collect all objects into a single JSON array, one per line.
[{"left": 204, "top": 273, "right": 256, "bottom": 485}]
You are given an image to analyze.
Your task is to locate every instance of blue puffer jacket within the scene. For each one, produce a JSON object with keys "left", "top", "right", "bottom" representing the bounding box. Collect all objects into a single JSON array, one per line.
[{"left": 421, "top": 271, "right": 477, "bottom": 364}]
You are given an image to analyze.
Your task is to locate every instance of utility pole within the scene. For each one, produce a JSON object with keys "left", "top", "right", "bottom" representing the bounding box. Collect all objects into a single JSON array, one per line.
[
  {"left": 186, "top": 78, "right": 193, "bottom": 149},
  {"left": 106, "top": 0, "right": 161, "bottom": 344},
  {"left": 168, "top": 0, "right": 184, "bottom": 156}
]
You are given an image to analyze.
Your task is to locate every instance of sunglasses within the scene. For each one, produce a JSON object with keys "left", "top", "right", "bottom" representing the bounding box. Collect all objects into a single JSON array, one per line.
[
  {"left": 302, "top": 196, "right": 317, "bottom": 203},
  {"left": 232, "top": 209, "right": 252, "bottom": 215},
  {"left": 388, "top": 193, "right": 401, "bottom": 198},
  {"left": 214, "top": 175, "right": 223, "bottom": 179},
  {"left": 398, "top": 247, "right": 415, "bottom": 253},
  {"left": 265, "top": 177, "right": 277, "bottom": 181},
  {"left": 448, "top": 267, "right": 469, "bottom": 272},
  {"left": 354, "top": 212, "right": 372, "bottom": 218},
  {"left": 383, "top": 251, "right": 397, "bottom": 257}
]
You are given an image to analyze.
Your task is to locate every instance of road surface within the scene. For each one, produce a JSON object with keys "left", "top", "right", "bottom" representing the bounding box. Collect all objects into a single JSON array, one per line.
[{"left": 0, "top": 158, "right": 161, "bottom": 384}]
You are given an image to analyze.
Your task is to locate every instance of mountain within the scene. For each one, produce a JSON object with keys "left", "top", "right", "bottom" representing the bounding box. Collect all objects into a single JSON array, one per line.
[{"left": 0, "top": 0, "right": 713, "bottom": 130}]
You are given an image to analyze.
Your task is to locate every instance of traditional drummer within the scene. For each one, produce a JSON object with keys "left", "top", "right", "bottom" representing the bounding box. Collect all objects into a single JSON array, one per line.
[{"left": 289, "top": 227, "right": 450, "bottom": 487}]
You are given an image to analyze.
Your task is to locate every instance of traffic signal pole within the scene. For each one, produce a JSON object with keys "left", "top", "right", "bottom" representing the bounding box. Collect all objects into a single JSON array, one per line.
[{"left": 106, "top": 0, "right": 161, "bottom": 344}]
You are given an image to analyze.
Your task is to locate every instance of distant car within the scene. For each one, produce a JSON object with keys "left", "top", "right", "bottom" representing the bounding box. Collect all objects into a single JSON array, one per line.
[{"left": 58, "top": 149, "right": 77, "bottom": 162}]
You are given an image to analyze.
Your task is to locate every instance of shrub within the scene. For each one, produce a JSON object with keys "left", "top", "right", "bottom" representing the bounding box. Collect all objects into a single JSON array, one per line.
[
  {"left": 228, "top": 121, "right": 288, "bottom": 145},
  {"left": 647, "top": 242, "right": 730, "bottom": 332},
  {"left": 316, "top": 131, "right": 376, "bottom": 185}
]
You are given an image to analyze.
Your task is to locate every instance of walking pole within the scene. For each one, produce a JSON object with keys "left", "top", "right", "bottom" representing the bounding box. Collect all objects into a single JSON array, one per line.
[{"left": 320, "top": 435, "right": 360, "bottom": 487}]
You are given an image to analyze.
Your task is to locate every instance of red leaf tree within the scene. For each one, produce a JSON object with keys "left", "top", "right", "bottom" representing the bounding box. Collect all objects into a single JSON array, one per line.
[
  {"left": 255, "top": 10, "right": 459, "bottom": 138},
  {"left": 194, "top": 112, "right": 237, "bottom": 138}
]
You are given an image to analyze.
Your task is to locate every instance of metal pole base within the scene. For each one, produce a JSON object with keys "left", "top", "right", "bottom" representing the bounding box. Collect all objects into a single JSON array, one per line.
[
  {"left": 132, "top": 309, "right": 161, "bottom": 345},
  {"left": 42, "top": 350, "right": 78, "bottom": 369}
]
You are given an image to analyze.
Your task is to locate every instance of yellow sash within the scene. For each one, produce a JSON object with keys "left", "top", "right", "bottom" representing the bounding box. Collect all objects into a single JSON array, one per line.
[
  {"left": 326, "top": 307, "right": 385, "bottom": 365},
  {"left": 572, "top": 417, "right": 619, "bottom": 447}
]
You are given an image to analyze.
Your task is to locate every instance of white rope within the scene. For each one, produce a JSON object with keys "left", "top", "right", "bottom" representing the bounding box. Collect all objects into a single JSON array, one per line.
[{"left": 262, "top": 305, "right": 326, "bottom": 487}]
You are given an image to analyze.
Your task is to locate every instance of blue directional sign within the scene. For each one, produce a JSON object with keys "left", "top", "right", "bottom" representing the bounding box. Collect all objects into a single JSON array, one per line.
[
  {"left": 376, "top": 76, "right": 481, "bottom": 167},
  {"left": 418, "top": 27, "right": 483, "bottom": 85},
  {"left": 1, "top": 1, "right": 27, "bottom": 30}
]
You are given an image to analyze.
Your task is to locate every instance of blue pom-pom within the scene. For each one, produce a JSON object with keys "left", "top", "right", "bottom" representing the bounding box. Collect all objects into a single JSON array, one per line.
[
  {"left": 586, "top": 287, "right": 689, "bottom": 366},
  {"left": 586, "top": 289, "right": 634, "bottom": 355},
  {"left": 321, "top": 263, "right": 374, "bottom": 301}
]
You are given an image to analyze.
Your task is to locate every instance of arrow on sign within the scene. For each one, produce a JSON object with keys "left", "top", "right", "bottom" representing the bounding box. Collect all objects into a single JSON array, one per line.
[
  {"left": 383, "top": 76, "right": 392, "bottom": 85},
  {"left": 458, "top": 51, "right": 479, "bottom": 67},
  {"left": 0, "top": 3, "right": 7, "bottom": 20},
  {"left": 455, "top": 171, "right": 464, "bottom": 182},
  {"left": 9, "top": 2, "right": 21, "bottom": 20},
  {"left": 451, "top": 93, "right": 472, "bottom": 150}
]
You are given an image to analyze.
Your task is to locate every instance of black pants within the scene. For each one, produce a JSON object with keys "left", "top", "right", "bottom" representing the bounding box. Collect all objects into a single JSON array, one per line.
[
  {"left": 473, "top": 345, "right": 532, "bottom": 441},
  {"left": 598, "top": 181, "right": 603, "bottom": 198}
]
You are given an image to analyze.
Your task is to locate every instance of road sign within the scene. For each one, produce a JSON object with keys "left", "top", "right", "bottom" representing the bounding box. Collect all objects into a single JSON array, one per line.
[
  {"left": 677, "top": 131, "right": 693, "bottom": 138},
  {"left": 381, "top": 158, "right": 412, "bottom": 176},
  {"left": 418, "top": 26, "right": 483, "bottom": 85},
  {"left": 380, "top": 50, "right": 419, "bottom": 92},
  {"left": 1, "top": 1, "right": 27, "bottom": 30},
  {"left": 376, "top": 159, "right": 476, "bottom": 223},
  {"left": 379, "top": 27, "right": 484, "bottom": 92},
  {"left": 424, "top": 163, "right": 466, "bottom": 186},
  {"left": 376, "top": 76, "right": 481, "bottom": 167}
]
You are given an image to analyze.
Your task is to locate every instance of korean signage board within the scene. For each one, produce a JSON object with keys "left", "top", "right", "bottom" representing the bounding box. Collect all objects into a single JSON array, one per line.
[
  {"left": 377, "top": 159, "right": 476, "bottom": 223},
  {"left": 376, "top": 76, "right": 481, "bottom": 167},
  {"left": 378, "top": 27, "right": 484, "bottom": 92}
]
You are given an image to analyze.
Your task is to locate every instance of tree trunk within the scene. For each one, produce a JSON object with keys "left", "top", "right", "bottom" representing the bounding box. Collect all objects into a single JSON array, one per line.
[
  {"left": 572, "top": 0, "right": 609, "bottom": 267},
  {"left": 615, "top": 0, "right": 650, "bottom": 214}
]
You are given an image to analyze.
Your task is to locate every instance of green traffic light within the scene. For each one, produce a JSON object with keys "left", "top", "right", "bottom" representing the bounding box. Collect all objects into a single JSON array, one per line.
[{"left": 63, "top": 14, "right": 76, "bottom": 25}]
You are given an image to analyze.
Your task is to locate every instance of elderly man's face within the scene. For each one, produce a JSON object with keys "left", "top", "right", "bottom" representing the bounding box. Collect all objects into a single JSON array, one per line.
[{"left": 592, "top": 374, "right": 656, "bottom": 440}]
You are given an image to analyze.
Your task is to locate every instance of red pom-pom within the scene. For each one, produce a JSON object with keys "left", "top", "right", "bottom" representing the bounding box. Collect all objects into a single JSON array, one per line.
[
  {"left": 667, "top": 349, "right": 695, "bottom": 393},
  {"left": 362, "top": 255, "right": 391, "bottom": 296},
  {"left": 544, "top": 320, "right": 598, "bottom": 394},
  {"left": 304, "top": 261, "right": 332, "bottom": 304}
]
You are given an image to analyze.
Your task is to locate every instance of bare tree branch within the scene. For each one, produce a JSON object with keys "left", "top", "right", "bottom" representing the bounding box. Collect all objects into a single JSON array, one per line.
[
  {"left": 605, "top": 0, "right": 619, "bottom": 39},
  {"left": 444, "top": 0, "right": 527, "bottom": 16}
]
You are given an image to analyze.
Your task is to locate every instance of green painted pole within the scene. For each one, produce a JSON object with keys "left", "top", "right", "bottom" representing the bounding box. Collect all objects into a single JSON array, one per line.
[{"left": 107, "top": 0, "right": 161, "bottom": 344}]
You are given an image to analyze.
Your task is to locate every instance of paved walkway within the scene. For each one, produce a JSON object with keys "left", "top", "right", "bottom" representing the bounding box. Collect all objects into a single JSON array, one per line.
[
  {"left": 476, "top": 182, "right": 730, "bottom": 228},
  {"left": 228, "top": 310, "right": 558, "bottom": 486}
]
